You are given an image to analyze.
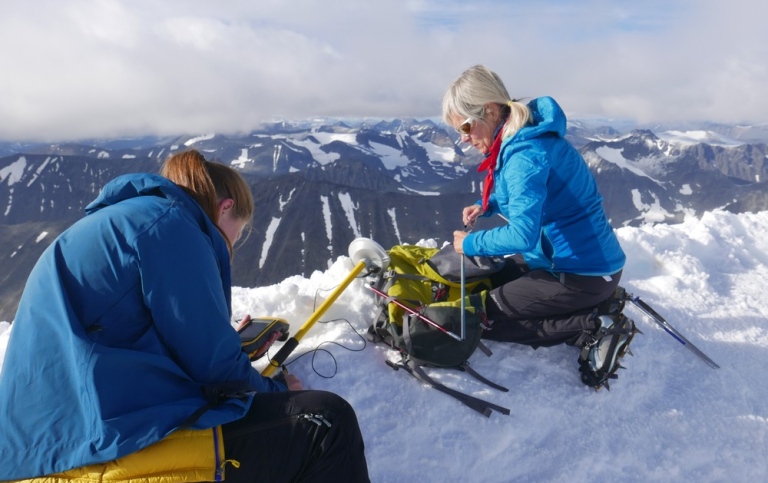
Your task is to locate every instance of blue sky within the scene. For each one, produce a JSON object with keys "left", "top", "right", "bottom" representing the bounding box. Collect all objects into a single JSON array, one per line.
[{"left": 1, "top": 0, "right": 766, "bottom": 141}]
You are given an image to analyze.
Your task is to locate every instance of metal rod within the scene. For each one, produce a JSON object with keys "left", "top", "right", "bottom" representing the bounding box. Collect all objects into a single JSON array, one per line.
[
  {"left": 460, "top": 253, "right": 466, "bottom": 341},
  {"left": 367, "top": 284, "right": 463, "bottom": 341}
]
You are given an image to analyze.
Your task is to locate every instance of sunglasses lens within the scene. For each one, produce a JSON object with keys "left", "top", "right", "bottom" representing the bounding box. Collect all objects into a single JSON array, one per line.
[{"left": 456, "top": 118, "right": 472, "bottom": 135}]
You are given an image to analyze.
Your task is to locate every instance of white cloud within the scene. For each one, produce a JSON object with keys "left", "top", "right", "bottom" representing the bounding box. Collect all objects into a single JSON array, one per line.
[{"left": 0, "top": 0, "right": 766, "bottom": 141}]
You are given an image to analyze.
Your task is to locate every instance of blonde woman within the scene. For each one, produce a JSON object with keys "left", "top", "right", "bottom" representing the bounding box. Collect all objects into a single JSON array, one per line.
[{"left": 444, "top": 65, "right": 636, "bottom": 390}]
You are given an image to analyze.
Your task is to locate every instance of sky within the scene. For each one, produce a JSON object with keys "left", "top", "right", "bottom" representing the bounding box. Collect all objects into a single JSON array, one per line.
[
  {"left": 1, "top": 0, "right": 767, "bottom": 142},
  {"left": 2, "top": 209, "right": 768, "bottom": 482}
]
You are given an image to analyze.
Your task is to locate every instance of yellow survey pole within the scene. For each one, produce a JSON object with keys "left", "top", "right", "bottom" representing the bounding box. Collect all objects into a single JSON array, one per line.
[{"left": 261, "top": 260, "right": 367, "bottom": 377}]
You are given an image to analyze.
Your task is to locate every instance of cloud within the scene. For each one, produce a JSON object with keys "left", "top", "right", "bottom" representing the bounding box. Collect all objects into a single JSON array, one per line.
[{"left": 0, "top": 0, "right": 766, "bottom": 141}]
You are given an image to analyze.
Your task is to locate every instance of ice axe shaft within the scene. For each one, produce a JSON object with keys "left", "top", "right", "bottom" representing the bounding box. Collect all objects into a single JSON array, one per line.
[
  {"left": 627, "top": 293, "right": 720, "bottom": 369},
  {"left": 262, "top": 259, "right": 368, "bottom": 376}
]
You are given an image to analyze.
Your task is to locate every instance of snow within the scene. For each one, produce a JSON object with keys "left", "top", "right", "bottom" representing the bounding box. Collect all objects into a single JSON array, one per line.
[
  {"left": 338, "top": 192, "right": 361, "bottom": 238},
  {"left": 320, "top": 195, "right": 333, "bottom": 251},
  {"left": 278, "top": 189, "right": 295, "bottom": 212},
  {"left": 0, "top": 156, "right": 27, "bottom": 186},
  {"left": 2, "top": 209, "right": 768, "bottom": 481},
  {"left": 595, "top": 146, "right": 659, "bottom": 181},
  {"left": 288, "top": 135, "right": 341, "bottom": 165},
  {"left": 414, "top": 136, "right": 461, "bottom": 167},
  {"left": 386, "top": 207, "right": 402, "bottom": 244},
  {"left": 285, "top": 131, "right": 359, "bottom": 166},
  {"left": 230, "top": 148, "right": 251, "bottom": 169},
  {"left": 630, "top": 189, "right": 675, "bottom": 224},
  {"left": 3, "top": 188, "right": 13, "bottom": 217},
  {"left": 658, "top": 130, "right": 744, "bottom": 147},
  {"left": 273, "top": 144, "right": 282, "bottom": 172},
  {"left": 400, "top": 186, "right": 441, "bottom": 196},
  {"left": 259, "top": 217, "right": 281, "bottom": 270},
  {"left": 184, "top": 134, "right": 216, "bottom": 146},
  {"left": 369, "top": 139, "right": 410, "bottom": 170},
  {"left": 26, "top": 156, "right": 53, "bottom": 188}
]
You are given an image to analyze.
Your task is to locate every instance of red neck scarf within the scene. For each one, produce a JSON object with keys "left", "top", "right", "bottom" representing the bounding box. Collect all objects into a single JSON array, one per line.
[{"left": 477, "top": 122, "right": 506, "bottom": 212}]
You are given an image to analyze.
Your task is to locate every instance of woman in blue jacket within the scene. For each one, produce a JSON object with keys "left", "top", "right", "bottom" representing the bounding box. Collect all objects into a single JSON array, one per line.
[
  {"left": 444, "top": 65, "right": 637, "bottom": 390},
  {"left": 0, "top": 150, "right": 369, "bottom": 482}
]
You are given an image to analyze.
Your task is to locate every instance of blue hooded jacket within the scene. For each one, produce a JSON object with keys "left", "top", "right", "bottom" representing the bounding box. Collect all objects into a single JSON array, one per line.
[
  {"left": 464, "top": 97, "right": 625, "bottom": 275},
  {"left": 0, "top": 173, "right": 285, "bottom": 480}
]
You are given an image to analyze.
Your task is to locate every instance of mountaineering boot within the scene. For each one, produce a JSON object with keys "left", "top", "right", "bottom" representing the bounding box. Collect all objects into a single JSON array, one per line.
[
  {"left": 578, "top": 313, "right": 638, "bottom": 390},
  {"left": 568, "top": 286, "right": 630, "bottom": 348}
]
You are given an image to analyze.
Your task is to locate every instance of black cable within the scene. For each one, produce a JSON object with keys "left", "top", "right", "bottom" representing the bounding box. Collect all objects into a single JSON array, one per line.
[
  {"left": 263, "top": 283, "right": 368, "bottom": 379},
  {"left": 282, "top": 317, "right": 367, "bottom": 379}
]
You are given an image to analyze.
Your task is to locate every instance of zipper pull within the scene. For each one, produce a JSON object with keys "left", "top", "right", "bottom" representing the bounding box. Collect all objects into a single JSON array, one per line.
[{"left": 301, "top": 413, "right": 332, "bottom": 427}]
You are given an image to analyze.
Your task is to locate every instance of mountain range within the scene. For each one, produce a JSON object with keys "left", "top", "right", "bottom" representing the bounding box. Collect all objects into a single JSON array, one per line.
[{"left": 1, "top": 119, "right": 767, "bottom": 321}]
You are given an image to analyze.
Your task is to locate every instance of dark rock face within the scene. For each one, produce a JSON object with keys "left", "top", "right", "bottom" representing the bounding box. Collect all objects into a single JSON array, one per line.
[{"left": 1, "top": 121, "right": 766, "bottom": 321}]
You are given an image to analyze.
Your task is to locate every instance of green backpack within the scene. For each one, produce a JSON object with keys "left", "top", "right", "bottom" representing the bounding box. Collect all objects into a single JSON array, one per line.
[{"left": 368, "top": 244, "right": 511, "bottom": 417}]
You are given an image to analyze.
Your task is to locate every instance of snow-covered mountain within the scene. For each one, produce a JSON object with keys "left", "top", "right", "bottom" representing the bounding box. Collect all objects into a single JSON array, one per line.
[
  {"left": 1, "top": 119, "right": 767, "bottom": 321},
  {"left": 581, "top": 129, "right": 768, "bottom": 226}
]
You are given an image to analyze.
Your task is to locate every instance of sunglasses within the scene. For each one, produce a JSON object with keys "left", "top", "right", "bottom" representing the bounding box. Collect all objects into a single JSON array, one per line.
[{"left": 455, "top": 117, "right": 473, "bottom": 136}]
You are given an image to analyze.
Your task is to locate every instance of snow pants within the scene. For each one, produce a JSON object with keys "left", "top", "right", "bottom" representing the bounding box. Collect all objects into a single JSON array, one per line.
[
  {"left": 483, "top": 255, "right": 622, "bottom": 348},
  {"left": 222, "top": 390, "right": 370, "bottom": 483}
]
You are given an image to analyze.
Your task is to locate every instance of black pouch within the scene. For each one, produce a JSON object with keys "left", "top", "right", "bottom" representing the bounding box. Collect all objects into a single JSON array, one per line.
[{"left": 426, "top": 244, "right": 506, "bottom": 283}]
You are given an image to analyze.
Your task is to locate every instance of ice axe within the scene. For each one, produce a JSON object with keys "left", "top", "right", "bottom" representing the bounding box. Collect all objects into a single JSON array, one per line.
[{"left": 261, "top": 237, "right": 389, "bottom": 377}]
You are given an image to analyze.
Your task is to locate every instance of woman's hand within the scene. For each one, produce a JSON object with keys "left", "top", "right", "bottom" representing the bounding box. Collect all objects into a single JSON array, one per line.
[
  {"left": 235, "top": 314, "right": 252, "bottom": 332},
  {"left": 284, "top": 372, "right": 303, "bottom": 391},
  {"left": 462, "top": 204, "right": 483, "bottom": 227},
  {"left": 235, "top": 314, "right": 282, "bottom": 360},
  {"left": 453, "top": 230, "right": 468, "bottom": 254}
]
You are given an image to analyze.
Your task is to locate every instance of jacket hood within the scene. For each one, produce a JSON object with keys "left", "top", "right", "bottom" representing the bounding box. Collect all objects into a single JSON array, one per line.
[
  {"left": 513, "top": 96, "right": 567, "bottom": 142},
  {"left": 85, "top": 173, "right": 203, "bottom": 217}
]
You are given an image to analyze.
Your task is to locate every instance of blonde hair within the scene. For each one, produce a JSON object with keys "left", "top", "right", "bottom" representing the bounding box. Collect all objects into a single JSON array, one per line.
[
  {"left": 161, "top": 150, "right": 254, "bottom": 255},
  {"left": 442, "top": 64, "right": 532, "bottom": 140}
]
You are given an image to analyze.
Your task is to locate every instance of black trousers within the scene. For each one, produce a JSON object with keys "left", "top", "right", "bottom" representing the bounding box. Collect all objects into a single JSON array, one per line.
[
  {"left": 483, "top": 255, "right": 621, "bottom": 348},
  {"left": 221, "top": 390, "right": 370, "bottom": 483}
]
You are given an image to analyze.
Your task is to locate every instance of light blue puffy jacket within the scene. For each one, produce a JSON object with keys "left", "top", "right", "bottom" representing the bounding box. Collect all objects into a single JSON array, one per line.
[{"left": 464, "top": 97, "right": 625, "bottom": 275}]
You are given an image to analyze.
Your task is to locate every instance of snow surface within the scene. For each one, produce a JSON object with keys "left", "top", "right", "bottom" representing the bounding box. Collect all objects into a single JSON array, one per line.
[{"left": 2, "top": 209, "right": 768, "bottom": 482}]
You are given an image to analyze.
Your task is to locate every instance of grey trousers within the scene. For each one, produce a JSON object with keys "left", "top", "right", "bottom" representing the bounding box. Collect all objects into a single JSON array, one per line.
[{"left": 483, "top": 255, "right": 621, "bottom": 348}]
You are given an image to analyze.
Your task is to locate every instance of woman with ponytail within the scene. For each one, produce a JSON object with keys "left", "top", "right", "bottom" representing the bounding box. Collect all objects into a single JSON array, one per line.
[
  {"left": 0, "top": 150, "right": 370, "bottom": 482},
  {"left": 443, "top": 65, "right": 636, "bottom": 390}
]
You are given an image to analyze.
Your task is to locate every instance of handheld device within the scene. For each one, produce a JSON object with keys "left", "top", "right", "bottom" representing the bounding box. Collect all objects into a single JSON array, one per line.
[{"left": 237, "top": 317, "right": 290, "bottom": 360}]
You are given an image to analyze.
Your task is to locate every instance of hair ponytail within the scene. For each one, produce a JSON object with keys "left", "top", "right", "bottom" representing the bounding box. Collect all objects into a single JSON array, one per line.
[
  {"left": 442, "top": 64, "right": 532, "bottom": 141},
  {"left": 161, "top": 150, "right": 254, "bottom": 256},
  {"left": 502, "top": 100, "right": 532, "bottom": 140}
]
